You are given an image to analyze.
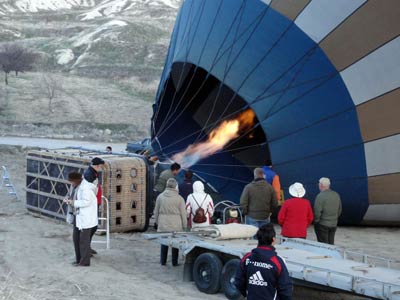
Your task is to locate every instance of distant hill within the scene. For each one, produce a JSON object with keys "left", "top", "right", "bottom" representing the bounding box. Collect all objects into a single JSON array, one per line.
[
  {"left": 0, "top": 0, "right": 180, "bottom": 80},
  {"left": 0, "top": 0, "right": 96, "bottom": 14},
  {"left": 0, "top": 0, "right": 179, "bottom": 14},
  {"left": 0, "top": 0, "right": 181, "bottom": 141}
]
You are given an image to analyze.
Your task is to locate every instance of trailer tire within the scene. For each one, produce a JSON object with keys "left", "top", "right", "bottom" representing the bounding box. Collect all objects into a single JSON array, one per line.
[
  {"left": 221, "top": 259, "right": 244, "bottom": 300},
  {"left": 193, "top": 253, "right": 222, "bottom": 294}
]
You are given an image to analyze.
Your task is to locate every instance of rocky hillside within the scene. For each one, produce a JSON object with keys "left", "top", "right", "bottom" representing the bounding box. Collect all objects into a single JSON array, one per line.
[
  {"left": 0, "top": 0, "right": 181, "bottom": 142},
  {"left": 0, "top": 0, "right": 180, "bottom": 78}
]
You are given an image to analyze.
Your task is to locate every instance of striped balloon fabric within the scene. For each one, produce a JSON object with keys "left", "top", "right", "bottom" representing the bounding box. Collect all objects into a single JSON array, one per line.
[{"left": 151, "top": 0, "right": 400, "bottom": 225}]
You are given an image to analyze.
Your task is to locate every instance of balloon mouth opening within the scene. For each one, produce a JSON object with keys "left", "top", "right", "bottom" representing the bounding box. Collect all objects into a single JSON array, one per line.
[{"left": 152, "top": 62, "right": 271, "bottom": 168}]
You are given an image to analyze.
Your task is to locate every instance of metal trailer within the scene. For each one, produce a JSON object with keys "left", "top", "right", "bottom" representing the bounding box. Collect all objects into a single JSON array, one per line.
[{"left": 143, "top": 232, "right": 400, "bottom": 300}]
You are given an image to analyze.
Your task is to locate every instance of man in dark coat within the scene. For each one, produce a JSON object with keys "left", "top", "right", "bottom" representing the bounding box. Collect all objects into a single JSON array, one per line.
[
  {"left": 234, "top": 223, "right": 293, "bottom": 300},
  {"left": 178, "top": 170, "right": 193, "bottom": 201},
  {"left": 84, "top": 157, "right": 105, "bottom": 184},
  {"left": 83, "top": 157, "right": 105, "bottom": 254}
]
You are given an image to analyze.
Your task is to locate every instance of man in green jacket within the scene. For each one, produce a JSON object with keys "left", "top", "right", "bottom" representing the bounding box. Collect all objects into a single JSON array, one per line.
[
  {"left": 152, "top": 163, "right": 181, "bottom": 212},
  {"left": 240, "top": 168, "right": 277, "bottom": 227},
  {"left": 154, "top": 163, "right": 181, "bottom": 194},
  {"left": 313, "top": 177, "right": 342, "bottom": 245}
]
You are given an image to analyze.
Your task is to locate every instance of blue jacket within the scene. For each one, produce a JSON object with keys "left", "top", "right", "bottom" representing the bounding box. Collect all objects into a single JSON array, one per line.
[
  {"left": 262, "top": 166, "right": 276, "bottom": 185},
  {"left": 235, "top": 246, "right": 292, "bottom": 300}
]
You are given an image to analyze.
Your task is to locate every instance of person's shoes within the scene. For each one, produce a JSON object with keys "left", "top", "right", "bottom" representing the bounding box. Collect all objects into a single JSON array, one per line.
[
  {"left": 78, "top": 263, "right": 90, "bottom": 267},
  {"left": 161, "top": 262, "right": 166, "bottom": 266},
  {"left": 172, "top": 263, "right": 179, "bottom": 267},
  {"left": 90, "top": 249, "right": 97, "bottom": 255},
  {"left": 71, "top": 261, "right": 79, "bottom": 266}
]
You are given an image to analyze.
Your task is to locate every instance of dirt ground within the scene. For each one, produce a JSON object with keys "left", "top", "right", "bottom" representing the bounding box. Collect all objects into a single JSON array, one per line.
[{"left": 1, "top": 145, "right": 399, "bottom": 300}]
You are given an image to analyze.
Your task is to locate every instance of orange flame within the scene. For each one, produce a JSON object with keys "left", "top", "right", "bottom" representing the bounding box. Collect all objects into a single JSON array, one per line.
[{"left": 172, "top": 109, "right": 255, "bottom": 168}]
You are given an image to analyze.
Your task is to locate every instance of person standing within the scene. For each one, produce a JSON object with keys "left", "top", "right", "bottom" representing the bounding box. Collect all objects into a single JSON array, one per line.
[
  {"left": 262, "top": 165, "right": 281, "bottom": 203},
  {"left": 240, "top": 168, "right": 277, "bottom": 227},
  {"left": 154, "top": 162, "right": 181, "bottom": 195},
  {"left": 83, "top": 157, "right": 105, "bottom": 255},
  {"left": 153, "top": 163, "right": 181, "bottom": 209},
  {"left": 313, "top": 177, "right": 342, "bottom": 245},
  {"left": 234, "top": 223, "right": 293, "bottom": 300},
  {"left": 84, "top": 157, "right": 105, "bottom": 184},
  {"left": 153, "top": 178, "right": 187, "bottom": 266},
  {"left": 65, "top": 172, "right": 82, "bottom": 226},
  {"left": 185, "top": 181, "right": 214, "bottom": 228},
  {"left": 278, "top": 182, "right": 313, "bottom": 239},
  {"left": 64, "top": 172, "right": 82, "bottom": 264},
  {"left": 64, "top": 173, "right": 98, "bottom": 266},
  {"left": 178, "top": 170, "right": 193, "bottom": 202}
]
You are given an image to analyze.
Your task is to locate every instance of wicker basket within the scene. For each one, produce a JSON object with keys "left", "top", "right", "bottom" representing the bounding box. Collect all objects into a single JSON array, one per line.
[{"left": 26, "top": 149, "right": 150, "bottom": 232}]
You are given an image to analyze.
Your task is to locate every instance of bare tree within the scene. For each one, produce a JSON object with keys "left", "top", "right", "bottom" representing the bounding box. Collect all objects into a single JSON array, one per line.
[
  {"left": 41, "top": 73, "right": 61, "bottom": 113},
  {"left": 0, "top": 43, "right": 38, "bottom": 85}
]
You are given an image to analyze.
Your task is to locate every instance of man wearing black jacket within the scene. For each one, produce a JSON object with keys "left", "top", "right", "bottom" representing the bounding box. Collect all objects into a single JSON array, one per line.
[
  {"left": 83, "top": 157, "right": 105, "bottom": 255},
  {"left": 234, "top": 223, "right": 293, "bottom": 300}
]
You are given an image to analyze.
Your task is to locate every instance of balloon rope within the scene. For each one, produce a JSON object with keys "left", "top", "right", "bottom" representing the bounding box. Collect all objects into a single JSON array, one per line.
[
  {"left": 155, "top": 72, "right": 336, "bottom": 156},
  {"left": 189, "top": 163, "right": 260, "bottom": 168},
  {"left": 195, "top": 7, "right": 298, "bottom": 143},
  {"left": 153, "top": 2, "right": 341, "bottom": 164},
  {"left": 158, "top": 70, "right": 337, "bottom": 159},
  {"left": 155, "top": 1, "right": 248, "bottom": 137},
  {"left": 161, "top": 136, "right": 267, "bottom": 159},
  {"left": 267, "top": 102, "right": 352, "bottom": 144},
  {"left": 154, "top": 1, "right": 262, "bottom": 139},
  {"left": 156, "top": 9, "right": 309, "bottom": 142},
  {"left": 221, "top": 47, "right": 322, "bottom": 151},
  {"left": 152, "top": 4, "right": 190, "bottom": 127},
  {"left": 190, "top": 169, "right": 250, "bottom": 184},
  {"left": 192, "top": 0, "right": 249, "bottom": 145},
  {"left": 156, "top": 0, "right": 205, "bottom": 134},
  {"left": 156, "top": 1, "right": 225, "bottom": 136}
]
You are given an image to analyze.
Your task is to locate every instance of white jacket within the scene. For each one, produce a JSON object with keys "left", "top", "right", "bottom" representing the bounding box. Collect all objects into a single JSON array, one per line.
[
  {"left": 74, "top": 179, "right": 98, "bottom": 230},
  {"left": 186, "top": 181, "right": 214, "bottom": 228}
]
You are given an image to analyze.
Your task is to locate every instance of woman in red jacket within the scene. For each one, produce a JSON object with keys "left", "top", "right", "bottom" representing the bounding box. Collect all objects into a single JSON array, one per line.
[{"left": 278, "top": 182, "right": 313, "bottom": 238}]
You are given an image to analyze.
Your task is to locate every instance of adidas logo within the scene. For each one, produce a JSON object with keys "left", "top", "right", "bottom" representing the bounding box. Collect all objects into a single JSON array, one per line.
[{"left": 249, "top": 271, "right": 268, "bottom": 286}]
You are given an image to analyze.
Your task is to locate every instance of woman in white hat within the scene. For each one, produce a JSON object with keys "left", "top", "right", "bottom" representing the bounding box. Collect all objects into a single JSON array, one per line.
[{"left": 278, "top": 182, "right": 314, "bottom": 239}]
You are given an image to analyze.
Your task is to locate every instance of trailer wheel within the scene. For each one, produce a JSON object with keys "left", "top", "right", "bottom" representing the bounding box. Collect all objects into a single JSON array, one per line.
[
  {"left": 221, "top": 259, "right": 244, "bottom": 300},
  {"left": 193, "top": 253, "right": 223, "bottom": 294}
]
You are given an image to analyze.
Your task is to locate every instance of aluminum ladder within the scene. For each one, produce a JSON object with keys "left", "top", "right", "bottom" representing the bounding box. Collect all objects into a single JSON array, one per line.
[
  {"left": 1, "top": 166, "right": 18, "bottom": 200},
  {"left": 92, "top": 196, "right": 110, "bottom": 249}
]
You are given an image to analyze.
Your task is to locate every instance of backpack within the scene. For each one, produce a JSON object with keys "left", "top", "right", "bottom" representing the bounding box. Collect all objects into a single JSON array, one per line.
[{"left": 192, "top": 194, "right": 208, "bottom": 224}]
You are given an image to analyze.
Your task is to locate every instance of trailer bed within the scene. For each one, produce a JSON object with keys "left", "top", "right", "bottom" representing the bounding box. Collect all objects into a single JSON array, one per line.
[{"left": 143, "top": 232, "right": 400, "bottom": 300}]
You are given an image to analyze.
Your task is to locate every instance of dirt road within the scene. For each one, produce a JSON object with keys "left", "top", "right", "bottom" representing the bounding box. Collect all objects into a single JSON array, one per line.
[{"left": 1, "top": 145, "right": 398, "bottom": 300}]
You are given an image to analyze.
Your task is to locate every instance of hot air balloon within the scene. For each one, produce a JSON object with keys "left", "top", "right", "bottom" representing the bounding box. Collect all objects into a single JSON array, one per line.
[{"left": 151, "top": 0, "right": 400, "bottom": 225}]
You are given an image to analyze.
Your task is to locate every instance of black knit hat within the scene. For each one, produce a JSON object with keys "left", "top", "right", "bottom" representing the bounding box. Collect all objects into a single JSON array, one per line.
[{"left": 91, "top": 157, "right": 105, "bottom": 166}]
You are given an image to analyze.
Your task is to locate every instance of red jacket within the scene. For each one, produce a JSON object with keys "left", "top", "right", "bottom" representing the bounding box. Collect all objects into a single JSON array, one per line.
[
  {"left": 278, "top": 197, "right": 313, "bottom": 238},
  {"left": 96, "top": 184, "right": 102, "bottom": 205}
]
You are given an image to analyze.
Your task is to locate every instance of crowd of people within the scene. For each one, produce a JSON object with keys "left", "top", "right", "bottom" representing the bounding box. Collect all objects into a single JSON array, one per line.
[
  {"left": 152, "top": 163, "right": 215, "bottom": 266},
  {"left": 150, "top": 162, "right": 342, "bottom": 300},
  {"left": 236, "top": 167, "right": 341, "bottom": 300},
  {"left": 63, "top": 155, "right": 342, "bottom": 299},
  {"left": 239, "top": 166, "right": 342, "bottom": 244}
]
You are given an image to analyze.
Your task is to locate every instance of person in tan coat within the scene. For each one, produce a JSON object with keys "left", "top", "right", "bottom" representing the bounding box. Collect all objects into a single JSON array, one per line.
[{"left": 153, "top": 178, "right": 187, "bottom": 266}]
